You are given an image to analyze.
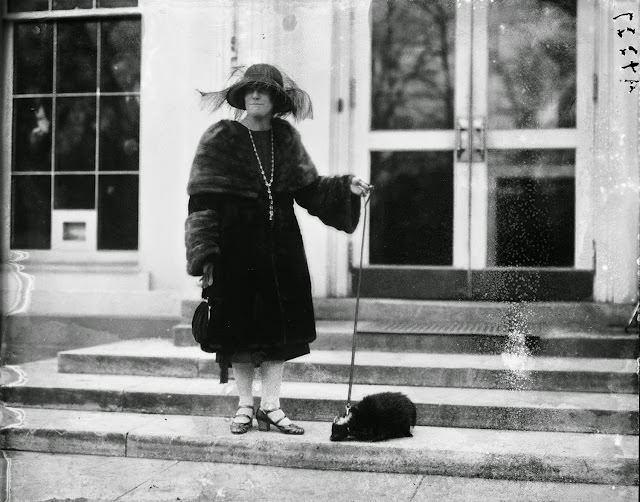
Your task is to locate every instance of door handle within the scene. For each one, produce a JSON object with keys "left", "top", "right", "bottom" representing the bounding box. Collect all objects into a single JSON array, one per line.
[
  {"left": 456, "top": 117, "right": 470, "bottom": 161},
  {"left": 471, "top": 117, "right": 486, "bottom": 162},
  {"left": 457, "top": 117, "right": 486, "bottom": 163}
]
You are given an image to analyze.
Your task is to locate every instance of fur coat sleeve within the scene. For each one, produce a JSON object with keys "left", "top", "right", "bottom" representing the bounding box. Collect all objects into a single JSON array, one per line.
[
  {"left": 185, "top": 208, "right": 219, "bottom": 277},
  {"left": 294, "top": 175, "right": 361, "bottom": 234}
]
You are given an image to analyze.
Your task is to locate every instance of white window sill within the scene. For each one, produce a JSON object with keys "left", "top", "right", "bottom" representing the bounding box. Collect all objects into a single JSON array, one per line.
[{"left": 9, "top": 250, "right": 139, "bottom": 267}]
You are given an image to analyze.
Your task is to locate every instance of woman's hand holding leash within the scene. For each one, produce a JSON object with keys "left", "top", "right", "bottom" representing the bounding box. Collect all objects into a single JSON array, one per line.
[{"left": 350, "top": 176, "right": 373, "bottom": 197}]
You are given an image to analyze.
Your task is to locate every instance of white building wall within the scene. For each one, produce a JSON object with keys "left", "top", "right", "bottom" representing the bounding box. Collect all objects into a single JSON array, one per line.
[
  {"left": 138, "top": 0, "right": 234, "bottom": 296},
  {"left": 138, "top": 0, "right": 342, "bottom": 299},
  {"left": 591, "top": 0, "right": 639, "bottom": 303}
]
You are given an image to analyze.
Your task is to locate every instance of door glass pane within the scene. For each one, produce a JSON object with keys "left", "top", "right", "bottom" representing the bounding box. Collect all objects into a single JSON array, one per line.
[
  {"left": 98, "top": 175, "right": 138, "bottom": 249},
  {"left": 54, "top": 175, "right": 95, "bottom": 209},
  {"left": 487, "top": 149, "right": 575, "bottom": 267},
  {"left": 99, "top": 96, "right": 140, "bottom": 171},
  {"left": 100, "top": 19, "right": 141, "bottom": 92},
  {"left": 11, "top": 175, "right": 51, "bottom": 249},
  {"left": 14, "top": 22, "right": 53, "bottom": 94},
  {"left": 488, "top": 0, "right": 576, "bottom": 129},
  {"left": 370, "top": 151, "right": 453, "bottom": 265},
  {"left": 371, "top": 0, "right": 456, "bottom": 130},
  {"left": 57, "top": 21, "right": 98, "bottom": 93},
  {"left": 55, "top": 97, "right": 96, "bottom": 171},
  {"left": 13, "top": 98, "right": 52, "bottom": 172}
]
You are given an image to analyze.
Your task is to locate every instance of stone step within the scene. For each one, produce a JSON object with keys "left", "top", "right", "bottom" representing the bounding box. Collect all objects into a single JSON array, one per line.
[
  {"left": 4, "top": 360, "right": 638, "bottom": 435},
  {"left": 57, "top": 339, "right": 639, "bottom": 394},
  {"left": 174, "top": 321, "right": 638, "bottom": 358},
  {"left": 1, "top": 408, "right": 637, "bottom": 485},
  {"left": 2, "top": 314, "right": 179, "bottom": 366},
  {"left": 181, "top": 298, "right": 634, "bottom": 327}
]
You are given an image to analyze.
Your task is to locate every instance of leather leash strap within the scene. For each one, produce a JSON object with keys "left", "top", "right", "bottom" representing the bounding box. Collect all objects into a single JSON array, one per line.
[{"left": 346, "top": 192, "right": 372, "bottom": 411}]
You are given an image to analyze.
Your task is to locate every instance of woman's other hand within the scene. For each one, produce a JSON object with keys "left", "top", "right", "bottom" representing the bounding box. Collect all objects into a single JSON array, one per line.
[
  {"left": 350, "top": 177, "right": 372, "bottom": 197},
  {"left": 200, "top": 261, "right": 214, "bottom": 287}
]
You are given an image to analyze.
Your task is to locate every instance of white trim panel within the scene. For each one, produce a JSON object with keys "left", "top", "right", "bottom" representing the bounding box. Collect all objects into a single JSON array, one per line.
[
  {"left": 368, "top": 130, "right": 456, "bottom": 151},
  {"left": 486, "top": 129, "right": 578, "bottom": 149}
]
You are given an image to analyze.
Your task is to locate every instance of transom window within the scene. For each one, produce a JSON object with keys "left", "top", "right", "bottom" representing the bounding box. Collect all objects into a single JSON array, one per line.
[{"left": 8, "top": 1, "right": 140, "bottom": 251}]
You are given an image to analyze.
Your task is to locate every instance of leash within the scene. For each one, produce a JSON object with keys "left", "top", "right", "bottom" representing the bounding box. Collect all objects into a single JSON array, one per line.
[{"left": 346, "top": 190, "right": 372, "bottom": 412}]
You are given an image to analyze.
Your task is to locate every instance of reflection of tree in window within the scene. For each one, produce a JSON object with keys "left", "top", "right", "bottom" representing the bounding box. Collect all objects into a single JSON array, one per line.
[
  {"left": 489, "top": 0, "right": 576, "bottom": 129},
  {"left": 101, "top": 20, "right": 141, "bottom": 92},
  {"left": 13, "top": 99, "right": 52, "bottom": 172},
  {"left": 100, "top": 96, "right": 139, "bottom": 171},
  {"left": 99, "top": 20, "right": 141, "bottom": 171},
  {"left": 30, "top": 104, "right": 51, "bottom": 146},
  {"left": 56, "top": 98, "right": 96, "bottom": 171},
  {"left": 371, "top": 0, "right": 455, "bottom": 130},
  {"left": 14, "top": 22, "right": 53, "bottom": 94},
  {"left": 56, "top": 21, "right": 97, "bottom": 93}
]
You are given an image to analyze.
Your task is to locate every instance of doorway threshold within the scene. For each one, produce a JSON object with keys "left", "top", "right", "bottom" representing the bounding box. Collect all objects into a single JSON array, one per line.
[{"left": 354, "top": 267, "right": 593, "bottom": 301}]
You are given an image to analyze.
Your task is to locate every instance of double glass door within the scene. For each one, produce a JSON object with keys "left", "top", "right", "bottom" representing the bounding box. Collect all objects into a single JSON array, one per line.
[{"left": 355, "top": 0, "right": 587, "bottom": 272}]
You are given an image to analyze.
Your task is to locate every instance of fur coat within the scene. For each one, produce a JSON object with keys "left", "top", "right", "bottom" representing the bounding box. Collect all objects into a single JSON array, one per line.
[{"left": 185, "top": 118, "right": 360, "bottom": 378}]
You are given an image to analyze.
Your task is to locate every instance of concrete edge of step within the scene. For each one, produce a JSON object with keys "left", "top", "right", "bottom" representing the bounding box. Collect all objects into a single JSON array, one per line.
[
  {"left": 1, "top": 408, "right": 637, "bottom": 486},
  {"left": 2, "top": 366, "right": 638, "bottom": 435},
  {"left": 180, "top": 298, "right": 635, "bottom": 326}
]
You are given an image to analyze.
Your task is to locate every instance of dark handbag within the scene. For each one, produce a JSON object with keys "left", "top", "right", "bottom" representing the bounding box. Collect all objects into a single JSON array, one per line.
[
  {"left": 191, "top": 286, "right": 229, "bottom": 383},
  {"left": 191, "top": 289, "right": 212, "bottom": 348}
]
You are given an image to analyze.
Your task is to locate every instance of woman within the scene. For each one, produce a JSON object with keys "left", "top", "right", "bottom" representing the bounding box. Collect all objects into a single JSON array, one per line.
[{"left": 185, "top": 64, "right": 371, "bottom": 435}]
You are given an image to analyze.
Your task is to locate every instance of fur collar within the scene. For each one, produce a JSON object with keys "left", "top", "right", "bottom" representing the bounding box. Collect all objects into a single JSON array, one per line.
[{"left": 187, "top": 118, "right": 319, "bottom": 198}]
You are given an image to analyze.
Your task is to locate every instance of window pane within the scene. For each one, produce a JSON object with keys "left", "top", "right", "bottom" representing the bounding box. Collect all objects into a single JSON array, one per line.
[
  {"left": 54, "top": 175, "right": 95, "bottom": 209},
  {"left": 57, "top": 21, "right": 98, "bottom": 93},
  {"left": 8, "top": 0, "right": 48, "bottom": 13},
  {"left": 14, "top": 22, "right": 53, "bottom": 94},
  {"left": 55, "top": 97, "right": 96, "bottom": 171},
  {"left": 371, "top": 0, "right": 455, "bottom": 130},
  {"left": 99, "top": 96, "right": 139, "bottom": 171},
  {"left": 98, "top": 175, "right": 138, "bottom": 249},
  {"left": 11, "top": 175, "right": 51, "bottom": 249},
  {"left": 488, "top": 149, "right": 575, "bottom": 266},
  {"left": 13, "top": 98, "right": 52, "bottom": 172},
  {"left": 53, "top": 0, "right": 92, "bottom": 9},
  {"left": 101, "top": 19, "right": 141, "bottom": 92},
  {"left": 370, "top": 151, "right": 453, "bottom": 265},
  {"left": 488, "top": 0, "right": 577, "bottom": 129},
  {"left": 99, "top": 0, "right": 138, "bottom": 7}
]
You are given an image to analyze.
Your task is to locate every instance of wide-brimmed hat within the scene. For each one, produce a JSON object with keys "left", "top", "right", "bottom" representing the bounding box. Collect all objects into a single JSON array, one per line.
[{"left": 198, "top": 64, "right": 313, "bottom": 121}]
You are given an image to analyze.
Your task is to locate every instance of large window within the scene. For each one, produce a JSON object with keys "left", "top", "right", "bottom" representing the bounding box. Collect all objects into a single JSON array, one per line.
[{"left": 8, "top": 1, "right": 140, "bottom": 251}]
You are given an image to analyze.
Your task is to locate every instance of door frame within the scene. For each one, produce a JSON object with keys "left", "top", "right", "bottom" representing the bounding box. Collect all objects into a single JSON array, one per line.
[{"left": 342, "top": 0, "right": 596, "bottom": 277}]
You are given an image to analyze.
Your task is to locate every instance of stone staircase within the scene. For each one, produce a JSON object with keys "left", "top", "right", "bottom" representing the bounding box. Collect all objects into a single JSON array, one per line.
[{"left": 1, "top": 300, "right": 638, "bottom": 486}]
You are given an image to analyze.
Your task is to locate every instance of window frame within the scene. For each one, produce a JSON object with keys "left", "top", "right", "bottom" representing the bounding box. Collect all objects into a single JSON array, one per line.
[{"left": 3, "top": 2, "right": 142, "bottom": 262}]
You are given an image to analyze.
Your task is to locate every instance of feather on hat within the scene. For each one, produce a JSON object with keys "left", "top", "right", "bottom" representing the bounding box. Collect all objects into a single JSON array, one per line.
[{"left": 198, "top": 64, "right": 313, "bottom": 121}]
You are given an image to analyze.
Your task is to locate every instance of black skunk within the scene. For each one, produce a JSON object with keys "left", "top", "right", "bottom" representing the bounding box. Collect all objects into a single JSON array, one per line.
[{"left": 330, "top": 392, "right": 417, "bottom": 442}]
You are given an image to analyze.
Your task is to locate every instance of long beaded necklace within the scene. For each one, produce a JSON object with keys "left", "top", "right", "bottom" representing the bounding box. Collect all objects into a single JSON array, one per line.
[{"left": 247, "top": 128, "right": 275, "bottom": 222}]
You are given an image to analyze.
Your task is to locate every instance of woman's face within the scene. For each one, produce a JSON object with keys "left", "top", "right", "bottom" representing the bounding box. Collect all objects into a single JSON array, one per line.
[{"left": 244, "top": 85, "right": 275, "bottom": 119}]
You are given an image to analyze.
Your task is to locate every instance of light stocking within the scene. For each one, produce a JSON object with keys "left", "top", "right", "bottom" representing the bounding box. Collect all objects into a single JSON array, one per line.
[
  {"left": 232, "top": 363, "right": 255, "bottom": 423},
  {"left": 259, "top": 360, "right": 292, "bottom": 426}
]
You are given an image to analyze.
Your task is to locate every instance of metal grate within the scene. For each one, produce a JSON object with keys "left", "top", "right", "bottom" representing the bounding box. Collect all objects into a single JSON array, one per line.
[{"left": 357, "top": 321, "right": 507, "bottom": 336}]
